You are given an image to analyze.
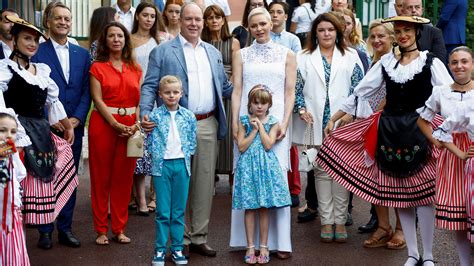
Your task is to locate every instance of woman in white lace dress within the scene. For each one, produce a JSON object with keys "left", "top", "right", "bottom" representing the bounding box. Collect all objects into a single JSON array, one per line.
[
  {"left": 230, "top": 7, "right": 296, "bottom": 259},
  {"left": 130, "top": 2, "right": 172, "bottom": 215}
]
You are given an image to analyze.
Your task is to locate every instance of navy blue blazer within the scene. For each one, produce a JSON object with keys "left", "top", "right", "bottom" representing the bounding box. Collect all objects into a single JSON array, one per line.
[
  {"left": 32, "top": 39, "right": 91, "bottom": 137},
  {"left": 140, "top": 36, "right": 233, "bottom": 140},
  {"left": 436, "top": 0, "right": 467, "bottom": 45},
  {"left": 418, "top": 24, "right": 447, "bottom": 64}
]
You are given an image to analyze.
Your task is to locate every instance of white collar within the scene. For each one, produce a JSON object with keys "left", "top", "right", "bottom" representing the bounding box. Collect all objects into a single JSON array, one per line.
[
  {"left": 50, "top": 37, "right": 69, "bottom": 50},
  {"left": 115, "top": 4, "right": 135, "bottom": 15},
  {"left": 178, "top": 34, "right": 203, "bottom": 48}
]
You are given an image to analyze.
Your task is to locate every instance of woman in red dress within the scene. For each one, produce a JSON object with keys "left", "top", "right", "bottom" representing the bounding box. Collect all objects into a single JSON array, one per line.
[{"left": 89, "top": 22, "right": 142, "bottom": 245}]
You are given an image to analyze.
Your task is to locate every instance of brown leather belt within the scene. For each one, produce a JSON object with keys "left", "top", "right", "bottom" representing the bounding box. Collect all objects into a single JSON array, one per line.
[{"left": 195, "top": 110, "right": 214, "bottom": 121}]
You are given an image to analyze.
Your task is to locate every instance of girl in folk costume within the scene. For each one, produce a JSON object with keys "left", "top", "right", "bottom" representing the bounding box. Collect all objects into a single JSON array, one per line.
[
  {"left": 317, "top": 16, "right": 452, "bottom": 266},
  {"left": 0, "top": 16, "right": 77, "bottom": 245},
  {"left": 417, "top": 46, "right": 474, "bottom": 266},
  {"left": 0, "top": 107, "right": 30, "bottom": 265}
]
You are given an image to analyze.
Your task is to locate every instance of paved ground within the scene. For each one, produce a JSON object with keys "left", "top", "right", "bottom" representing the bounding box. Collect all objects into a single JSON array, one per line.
[{"left": 24, "top": 160, "right": 471, "bottom": 266}]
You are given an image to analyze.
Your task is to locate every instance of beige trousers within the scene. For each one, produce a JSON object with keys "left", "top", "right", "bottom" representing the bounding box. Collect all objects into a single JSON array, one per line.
[
  {"left": 184, "top": 116, "right": 218, "bottom": 245},
  {"left": 314, "top": 156, "right": 349, "bottom": 225}
]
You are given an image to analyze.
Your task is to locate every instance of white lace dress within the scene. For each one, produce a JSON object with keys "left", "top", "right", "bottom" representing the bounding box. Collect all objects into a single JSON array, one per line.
[{"left": 230, "top": 41, "right": 292, "bottom": 252}]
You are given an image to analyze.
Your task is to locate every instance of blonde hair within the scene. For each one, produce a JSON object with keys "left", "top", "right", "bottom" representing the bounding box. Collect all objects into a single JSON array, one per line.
[
  {"left": 159, "top": 75, "right": 183, "bottom": 90},
  {"left": 247, "top": 7, "right": 271, "bottom": 23},
  {"left": 366, "top": 19, "right": 395, "bottom": 63}
]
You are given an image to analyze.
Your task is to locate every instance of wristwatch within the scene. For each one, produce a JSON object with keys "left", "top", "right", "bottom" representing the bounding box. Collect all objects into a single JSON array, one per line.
[{"left": 298, "top": 108, "right": 306, "bottom": 115}]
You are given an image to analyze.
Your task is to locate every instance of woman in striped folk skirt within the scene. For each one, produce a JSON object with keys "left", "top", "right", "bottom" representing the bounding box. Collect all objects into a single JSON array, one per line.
[
  {"left": 0, "top": 108, "right": 30, "bottom": 266},
  {"left": 318, "top": 17, "right": 453, "bottom": 266},
  {"left": 417, "top": 46, "right": 474, "bottom": 266},
  {"left": 0, "top": 16, "right": 78, "bottom": 247}
]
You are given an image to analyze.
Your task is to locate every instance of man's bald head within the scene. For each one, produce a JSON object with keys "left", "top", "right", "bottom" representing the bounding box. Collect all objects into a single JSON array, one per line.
[{"left": 402, "top": 0, "right": 423, "bottom": 17}]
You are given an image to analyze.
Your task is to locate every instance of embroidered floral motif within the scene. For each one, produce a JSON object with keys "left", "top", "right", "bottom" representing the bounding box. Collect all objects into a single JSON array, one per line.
[{"left": 380, "top": 145, "right": 420, "bottom": 162}]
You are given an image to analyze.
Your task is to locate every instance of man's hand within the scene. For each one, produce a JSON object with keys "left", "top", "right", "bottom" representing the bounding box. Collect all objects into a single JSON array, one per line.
[{"left": 141, "top": 115, "right": 155, "bottom": 133}]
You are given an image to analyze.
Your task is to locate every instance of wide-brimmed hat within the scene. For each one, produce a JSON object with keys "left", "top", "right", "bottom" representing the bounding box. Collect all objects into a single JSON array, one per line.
[
  {"left": 6, "top": 15, "right": 46, "bottom": 39},
  {"left": 381, "top": 16, "right": 430, "bottom": 24}
]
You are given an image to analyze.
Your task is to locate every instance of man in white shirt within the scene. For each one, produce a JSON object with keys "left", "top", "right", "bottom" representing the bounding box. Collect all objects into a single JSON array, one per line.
[
  {"left": 0, "top": 8, "right": 18, "bottom": 59},
  {"left": 140, "top": 3, "right": 233, "bottom": 258},
  {"left": 32, "top": 2, "right": 91, "bottom": 251},
  {"left": 114, "top": 0, "right": 135, "bottom": 32}
]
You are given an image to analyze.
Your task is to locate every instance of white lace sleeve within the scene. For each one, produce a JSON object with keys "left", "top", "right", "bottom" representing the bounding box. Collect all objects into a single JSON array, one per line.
[
  {"left": 0, "top": 60, "right": 13, "bottom": 93},
  {"left": 431, "top": 57, "right": 453, "bottom": 86},
  {"left": 340, "top": 59, "right": 385, "bottom": 118},
  {"left": 46, "top": 77, "right": 67, "bottom": 125},
  {"left": 417, "top": 86, "right": 442, "bottom": 122},
  {"left": 432, "top": 116, "right": 456, "bottom": 143}
]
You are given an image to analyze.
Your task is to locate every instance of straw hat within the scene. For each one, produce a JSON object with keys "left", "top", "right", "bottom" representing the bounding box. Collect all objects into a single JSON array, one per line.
[
  {"left": 381, "top": 16, "right": 430, "bottom": 24},
  {"left": 5, "top": 15, "right": 46, "bottom": 39}
]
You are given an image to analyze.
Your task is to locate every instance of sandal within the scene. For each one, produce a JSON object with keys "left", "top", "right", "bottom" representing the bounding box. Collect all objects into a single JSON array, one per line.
[
  {"left": 386, "top": 227, "right": 406, "bottom": 250},
  {"left": 320, "top": 224, "right": 334, "bottom": 243},
  {"left": 257, "top": 245, "right": 270, "bottom": 264},
  {"left": 363, "top": 226, "right": 393, "bottom": 248},
  {"left": 244, "top": 245, "right": 257, "bottom": 264},
  {"left": 112, "top": 233, "right": 131, "bottom": 244},
  {"left": 335, "top": 224, "right": 348, "bottom": 243},
  {"left": 95, "top": 233, "right": 109, "bottom": 245},
  {"left": 147, "top": 199, "right": 156, "bottom": 213}
]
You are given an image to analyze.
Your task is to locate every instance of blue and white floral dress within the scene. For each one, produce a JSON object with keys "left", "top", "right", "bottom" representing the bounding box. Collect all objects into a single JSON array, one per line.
[{"left": 232, "top": 115, "right": 291, "bottom": 210}]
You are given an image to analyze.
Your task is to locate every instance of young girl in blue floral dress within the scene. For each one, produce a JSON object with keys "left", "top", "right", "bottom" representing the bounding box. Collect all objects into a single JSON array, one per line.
[{"left": 232, "top": 85, "right": 291, "bottom": 265}]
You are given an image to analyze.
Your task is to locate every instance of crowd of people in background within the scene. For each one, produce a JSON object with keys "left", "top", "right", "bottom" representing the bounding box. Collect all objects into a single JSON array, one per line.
[{"left": 0, "top": 0, "right": 471, "bottom": 265}]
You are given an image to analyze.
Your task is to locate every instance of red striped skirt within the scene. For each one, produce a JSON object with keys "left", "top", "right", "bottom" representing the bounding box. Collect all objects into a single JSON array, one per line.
[
  {"left": 435, "top": 133, "right": 470, "bottom": 233},
  {"left": 0, "top": 208, "right": 30, "bottom": 266},
  {"left": 21, "top": 134, "right": 78, "bottom": 224},
  {"left": 464, "top": 156, "right": 474, "bottom": 243},
  {"left": 317, "top": 112, "right": 442, "bottom": 208}
]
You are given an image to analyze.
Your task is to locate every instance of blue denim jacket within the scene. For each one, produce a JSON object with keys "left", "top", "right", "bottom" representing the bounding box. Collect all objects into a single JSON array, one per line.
[{"left": 148, "top": 105, "right": 197, "bottom": 176}]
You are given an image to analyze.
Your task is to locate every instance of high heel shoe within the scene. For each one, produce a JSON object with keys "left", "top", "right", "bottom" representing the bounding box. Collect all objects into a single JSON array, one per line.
[{"left": 320, "top": 224, "right": 334, "bottom": 243}]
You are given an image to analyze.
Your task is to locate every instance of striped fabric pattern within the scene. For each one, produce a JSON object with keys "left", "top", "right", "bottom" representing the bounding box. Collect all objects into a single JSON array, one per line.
[
  {"left": 0, "top": 208, "right": 30, "bottom": 266},
  {"left": 317, "top": 112, "right": 442, "bottom": 208},
  {"left": 435, "top": 133, "right": 470, "bottom": 232},
  {"left": 21, "top": 134, "right": 78, "bottom": 224},
  {"left": 464, "top": 157, "right": 474, "bottom": 243}
]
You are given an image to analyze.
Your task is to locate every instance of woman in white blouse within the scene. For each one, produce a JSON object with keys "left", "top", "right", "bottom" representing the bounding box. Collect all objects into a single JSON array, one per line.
[
  {"left": 0, "top": 16, "right": 78, "bottom": 246},
  {"left": 319, "top": 16, "right": 452, "bottom": 266}
]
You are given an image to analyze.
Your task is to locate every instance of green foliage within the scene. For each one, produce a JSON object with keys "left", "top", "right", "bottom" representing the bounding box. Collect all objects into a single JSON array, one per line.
[{"left": 424, "top": 0, "right": 474, "bottom": 48}]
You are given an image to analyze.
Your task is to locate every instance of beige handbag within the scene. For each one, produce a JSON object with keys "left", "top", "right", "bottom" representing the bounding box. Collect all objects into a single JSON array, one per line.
[{"left": 127, "top": 123, "right": 145, "bottom": 158}]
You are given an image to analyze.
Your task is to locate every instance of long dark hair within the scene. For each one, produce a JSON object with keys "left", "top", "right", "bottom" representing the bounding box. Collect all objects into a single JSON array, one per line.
[
  {"left": 89, "top": 7, "right": 117, "bottom": 46},
  {"left": 241, "top": 0, "right": 269, "bottom": 28},
  {"left": 95, "top": 22, "right": 139, "bottom": 71},
  {"left": 201, "top": 5, "right": 233, "bottom": 42},
  {"left": 304, "top": 12, "right": 347, "bottom": 55},
  {"left": 131, "top": 2, "right": 166, "bottom": 44}
]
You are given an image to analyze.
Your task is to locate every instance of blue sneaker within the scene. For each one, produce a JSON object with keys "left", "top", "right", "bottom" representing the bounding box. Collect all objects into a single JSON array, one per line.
[
  {"left": 152, "top": 250, "right": 166, "bottom": 266},
  {"left": 171, "top": 250, "right": 188, "bottom": 265}
]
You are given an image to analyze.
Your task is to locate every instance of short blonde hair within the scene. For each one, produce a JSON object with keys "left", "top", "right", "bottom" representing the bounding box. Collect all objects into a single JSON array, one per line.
[
  {"left": 248, "top": 7, "right": 271, "bottom": 23},
  {"left": 159, "top": 75, "right": 183, "bottom": 91}
]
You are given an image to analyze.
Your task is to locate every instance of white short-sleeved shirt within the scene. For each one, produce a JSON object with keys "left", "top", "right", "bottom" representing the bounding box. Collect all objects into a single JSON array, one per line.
[{"left": 291, "top": 2, "right": 331, "bottom": 34}]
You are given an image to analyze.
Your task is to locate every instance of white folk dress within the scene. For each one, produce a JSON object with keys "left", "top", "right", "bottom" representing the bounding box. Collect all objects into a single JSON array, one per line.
[
  {"left": 418, "top": 87, "right": 474, "bottom": 241},
  {"left": 230, "top": 41, "right": 292, "bottom": 252}
]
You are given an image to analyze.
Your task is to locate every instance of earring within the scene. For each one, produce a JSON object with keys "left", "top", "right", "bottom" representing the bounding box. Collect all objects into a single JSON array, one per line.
[{"left": 336, "top": 37, "right": 339, "bottom": 44}]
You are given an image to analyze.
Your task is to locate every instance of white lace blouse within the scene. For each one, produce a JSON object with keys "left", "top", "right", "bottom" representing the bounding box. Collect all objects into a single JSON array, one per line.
[
  {"left": 340, "top": 51, "right": 453, "bottom": 118},
  {"left": 0, "top": 59, "right": 67, "bottom": 146}
]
